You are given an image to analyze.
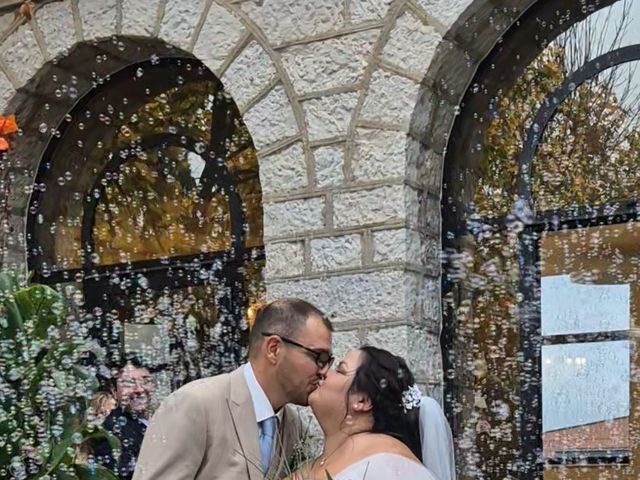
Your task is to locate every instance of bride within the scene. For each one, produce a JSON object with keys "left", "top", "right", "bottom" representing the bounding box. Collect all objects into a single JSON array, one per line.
[{"left": 289, "top": 346, "right": 438, "bottom": 480}]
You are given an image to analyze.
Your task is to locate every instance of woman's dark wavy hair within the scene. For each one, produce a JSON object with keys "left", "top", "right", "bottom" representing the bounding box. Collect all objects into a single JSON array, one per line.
[{"left": 347, "top": 346, "right": 422, "bottom": 460}]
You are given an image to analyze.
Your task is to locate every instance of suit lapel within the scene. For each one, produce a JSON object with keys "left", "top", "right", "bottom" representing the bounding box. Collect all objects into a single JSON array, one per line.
[{"left": 228, "top": 367, "right": 262, "bottom": 480}]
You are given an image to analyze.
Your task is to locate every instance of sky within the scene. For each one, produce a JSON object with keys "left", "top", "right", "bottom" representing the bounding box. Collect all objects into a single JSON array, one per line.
[{"left": 559, "top": 0, "right": 640, "bottom": 109}]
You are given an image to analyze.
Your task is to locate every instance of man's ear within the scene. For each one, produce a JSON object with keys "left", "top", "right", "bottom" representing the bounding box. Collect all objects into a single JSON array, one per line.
[{"left": 264, "top": 336, "right": 281, "bottom": 365}]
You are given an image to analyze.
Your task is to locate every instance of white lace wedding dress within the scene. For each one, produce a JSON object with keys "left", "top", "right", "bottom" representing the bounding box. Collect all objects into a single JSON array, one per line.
[{"left": 332, "top": 453, "right": 437, "bottom": 480}]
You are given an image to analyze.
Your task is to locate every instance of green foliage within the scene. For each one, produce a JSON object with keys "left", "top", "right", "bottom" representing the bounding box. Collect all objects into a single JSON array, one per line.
[{"left": 0, "top": 272, "right": 117, "bottom": 480}]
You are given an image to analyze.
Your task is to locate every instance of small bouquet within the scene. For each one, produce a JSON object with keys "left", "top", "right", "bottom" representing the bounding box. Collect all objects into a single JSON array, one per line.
[{"left": 282, "top": 409, "right": 322, "bottom": 479}]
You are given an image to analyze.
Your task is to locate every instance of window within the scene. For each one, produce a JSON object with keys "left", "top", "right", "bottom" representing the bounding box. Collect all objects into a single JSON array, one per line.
[
  {"left": 27, "top": 55, "right": 264, "bottom": 395},
  {"left": 442, "top": 0, "right": 640, "bottom": 478},
  {"left": 540, "top": 225, "right": 632, "bottom": 464}
]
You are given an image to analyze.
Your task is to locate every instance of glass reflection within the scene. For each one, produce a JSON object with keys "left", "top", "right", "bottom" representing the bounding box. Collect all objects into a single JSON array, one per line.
[
  {"left": 94, "top": 147, "right": 232, "bottom": 265},
  {"left": 28, "top": 57, "right": 266, "bottom": 407},
  {"left": 444, "top": 1, "right": 640, "bottom": 477},
  {"left": 30, "top": 61, "right": 262, "bottom": 273},
  {"left": 540, "top": 222, "right": 635, "bottom": 461},
  {"left": 542, "top": 341, "right": 630, "bottom": 459},
  {"left": 541, "top": 275, "right": 629, "bottom": 335}
]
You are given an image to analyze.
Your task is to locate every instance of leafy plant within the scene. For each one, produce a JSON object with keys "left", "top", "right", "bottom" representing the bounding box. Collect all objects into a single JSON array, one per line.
[{"left": 0, "top": 272, "right": 117, "bottom": 479}]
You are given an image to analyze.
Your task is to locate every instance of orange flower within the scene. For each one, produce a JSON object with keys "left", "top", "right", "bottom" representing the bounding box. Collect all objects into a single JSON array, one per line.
[{"left": 0, "top": 114, "right": 18, "bottom": 152}]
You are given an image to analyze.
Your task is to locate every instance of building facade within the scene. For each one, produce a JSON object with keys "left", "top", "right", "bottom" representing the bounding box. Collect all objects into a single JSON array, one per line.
[{"left": 0, "top": 0, "right": 638, "bottom": 478}]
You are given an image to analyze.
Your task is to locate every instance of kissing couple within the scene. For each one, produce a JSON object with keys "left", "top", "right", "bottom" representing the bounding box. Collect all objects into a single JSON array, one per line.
[{"left": 133, "top": 298, "right": 455, "bottom": 480}]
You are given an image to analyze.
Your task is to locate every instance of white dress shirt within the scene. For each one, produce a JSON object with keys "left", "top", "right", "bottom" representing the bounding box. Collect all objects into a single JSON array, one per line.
[{"left": 243, "top": 362, "right": 282, "bottom": 424}]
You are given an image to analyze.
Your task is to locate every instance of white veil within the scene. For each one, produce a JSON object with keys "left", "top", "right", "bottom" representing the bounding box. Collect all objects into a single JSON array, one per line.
[{"left": 419, "top": 396, "right": 456, "bottom": 480}]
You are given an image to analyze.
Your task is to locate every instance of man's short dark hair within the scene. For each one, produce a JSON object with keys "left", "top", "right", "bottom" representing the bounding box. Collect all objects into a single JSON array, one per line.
[
  {"left": 113, "top": 354, "right": 150, "bottom": 379},
  {"left": 248, "top": 298, "right": 332, "bottom": 355},
  {"left": 122, "top": 354, "right": 146, "bottom": 369}
]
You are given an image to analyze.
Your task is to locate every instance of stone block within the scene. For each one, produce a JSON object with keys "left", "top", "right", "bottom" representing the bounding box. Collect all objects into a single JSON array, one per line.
[
  {"left": 267, "top": 269, "right": 414, "bottom": 322},
  {"left": 240, "top": 0, "right": 344, "bottom": 45},
  {"left": 421, "top": 38, "right": 475, "bottom": 106},
  {"left": 360, "top": 69, "right": 421, "bottom": 129},
  {"left": 314, "top": 145, "right": 344, "bottom": 188},
  {"left": 406, "top": 186, "right": 420, "bottom": 229},
  {"left": 263, "top": 196, "right": 325, "bottom": 238},
  {"left": 194, "top": 3, "right": 246, "bottom": 74},
  {"left": 36, "top": 1, "right": 76, "bottom": 59},
  {"left": 243, "top": 86, "right": 298, "bottom": 149},
  {"left": 78, "top": 0, "right": 117, "bottom": 40},
  {"left": 420, "top": 195, "right": 440, "bottom": 235},
  {"left": 0, "top": 11, "right": 14, "bottom": 34},
  {"left": 281, "top": 30, "right": 377, "bottom": 95},
  {"left": 332, "top": 329, "right": 360, "bottom": 363},
  {"left": 221, "top": 41, "right": 277, "bottom": 112},
  {"left": 426, "top": 97, "right": 456, "bottom": 155},
  {"left": 121, "top": 0, "right": 163, "bottom": 36},
  {"left": 422, "top": 148, "right": 444, "bottom": 195},
  {"left": 422, "top": 276, "right": 442, "bottom": 332},
  {"left": 419, "top": 330, "right": 443, "bottom": 384},
  {"left": 0, "top": 72, "right": 15, "bottom": 112},
  {"left": 333, "top": 185, "right": 405, "bottom": 228},
  {"left": 4, "top": 214, "right": 26, "bottom": 252},
  {"left": 310, "top": 234, "right": 361, "bottom": 272},
  {"left": 423, "top": 235, "right": 441, "bottom": 276},
  {"left": 302, "top": 92, "right": 358, "bottom": 141},
  {"left": 350, "top": 0, "right": 394, "bottom": 22},
  {"left": 159, "top": 0, "right": 207, "bottom": 50},
  {"left": 424, "top": 383, "right": 444, "bottom": 404},
  {"left": 259, "top": 142, "right": 307, "bottom": 195},
  {"left": 365, "top": 325, "right": 442, "bottom": 381},
  {"left": 408, "top": 137, "right": 441, "bottom": 191},
  {"left": 1, "top": 25, "right": 44, "bottom": 87},
  {"left": 381, "top": 12, "right": 441, "bottom": 77},
  {"left": 373, "top": 228, "right": 421, "bottom": 264},
  {"left": 353, "top": 128, "right": 407, "bottom": 181},
  {"left": 264, "top": 241, "right": 305, "bottom": 278}
]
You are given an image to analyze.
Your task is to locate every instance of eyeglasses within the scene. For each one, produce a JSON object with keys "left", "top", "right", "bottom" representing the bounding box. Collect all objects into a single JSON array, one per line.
[
  {"left": 118, "top": 377, "right": 154, "bottom": 388},
  {"left": 261, "top": 332, "right": 334, "bottom": 369}
]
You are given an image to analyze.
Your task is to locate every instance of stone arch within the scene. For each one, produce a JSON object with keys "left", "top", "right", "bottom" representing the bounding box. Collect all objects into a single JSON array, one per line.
[
  {"left": 400, "top": 1, "right": 540, "bottom": 390},
  {"left": 3, "top": 31, "right": 272, "bottom": 377},
  {"left": 0, "top": 0, "right": 315, "bottom": 273},
  {"left": 0, "top": 0, "right": 304, "bottom": 153}
]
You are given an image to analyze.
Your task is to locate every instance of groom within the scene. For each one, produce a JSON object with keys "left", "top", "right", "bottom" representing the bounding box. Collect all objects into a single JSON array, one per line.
[{"left": 133, "top": 298, "right": 334, "bottom": 480}]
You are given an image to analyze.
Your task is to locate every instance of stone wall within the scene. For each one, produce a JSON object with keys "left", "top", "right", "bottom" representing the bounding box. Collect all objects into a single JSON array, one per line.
[{"left": 0, "top": 0, "right": 534, "bottom": 398}]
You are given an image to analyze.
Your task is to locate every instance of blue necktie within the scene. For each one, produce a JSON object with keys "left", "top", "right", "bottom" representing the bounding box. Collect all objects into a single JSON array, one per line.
[{"left": 259, "top": 416, "right": 278, "bottom": 472}]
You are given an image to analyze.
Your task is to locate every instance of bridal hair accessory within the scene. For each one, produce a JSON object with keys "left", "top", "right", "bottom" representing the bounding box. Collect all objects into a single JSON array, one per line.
[{"left": 401, "top": 384, "right": 422, "bottom": 413}]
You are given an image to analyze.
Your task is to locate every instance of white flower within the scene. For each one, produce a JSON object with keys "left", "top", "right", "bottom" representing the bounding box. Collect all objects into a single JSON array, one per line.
[{"left": 400, "top": 384, "right": 422, "bottom": 413}]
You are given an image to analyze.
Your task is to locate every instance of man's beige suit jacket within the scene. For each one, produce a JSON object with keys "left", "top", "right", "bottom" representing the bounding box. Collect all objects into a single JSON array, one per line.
[{"left": 132, "top": 366, "right": 302, "bottom": 480}]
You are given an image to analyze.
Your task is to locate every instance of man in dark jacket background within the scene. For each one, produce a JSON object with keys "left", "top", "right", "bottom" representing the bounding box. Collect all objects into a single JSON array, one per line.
[{"left": 94, "top": 357, "right": 155, "bottom": 479}]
